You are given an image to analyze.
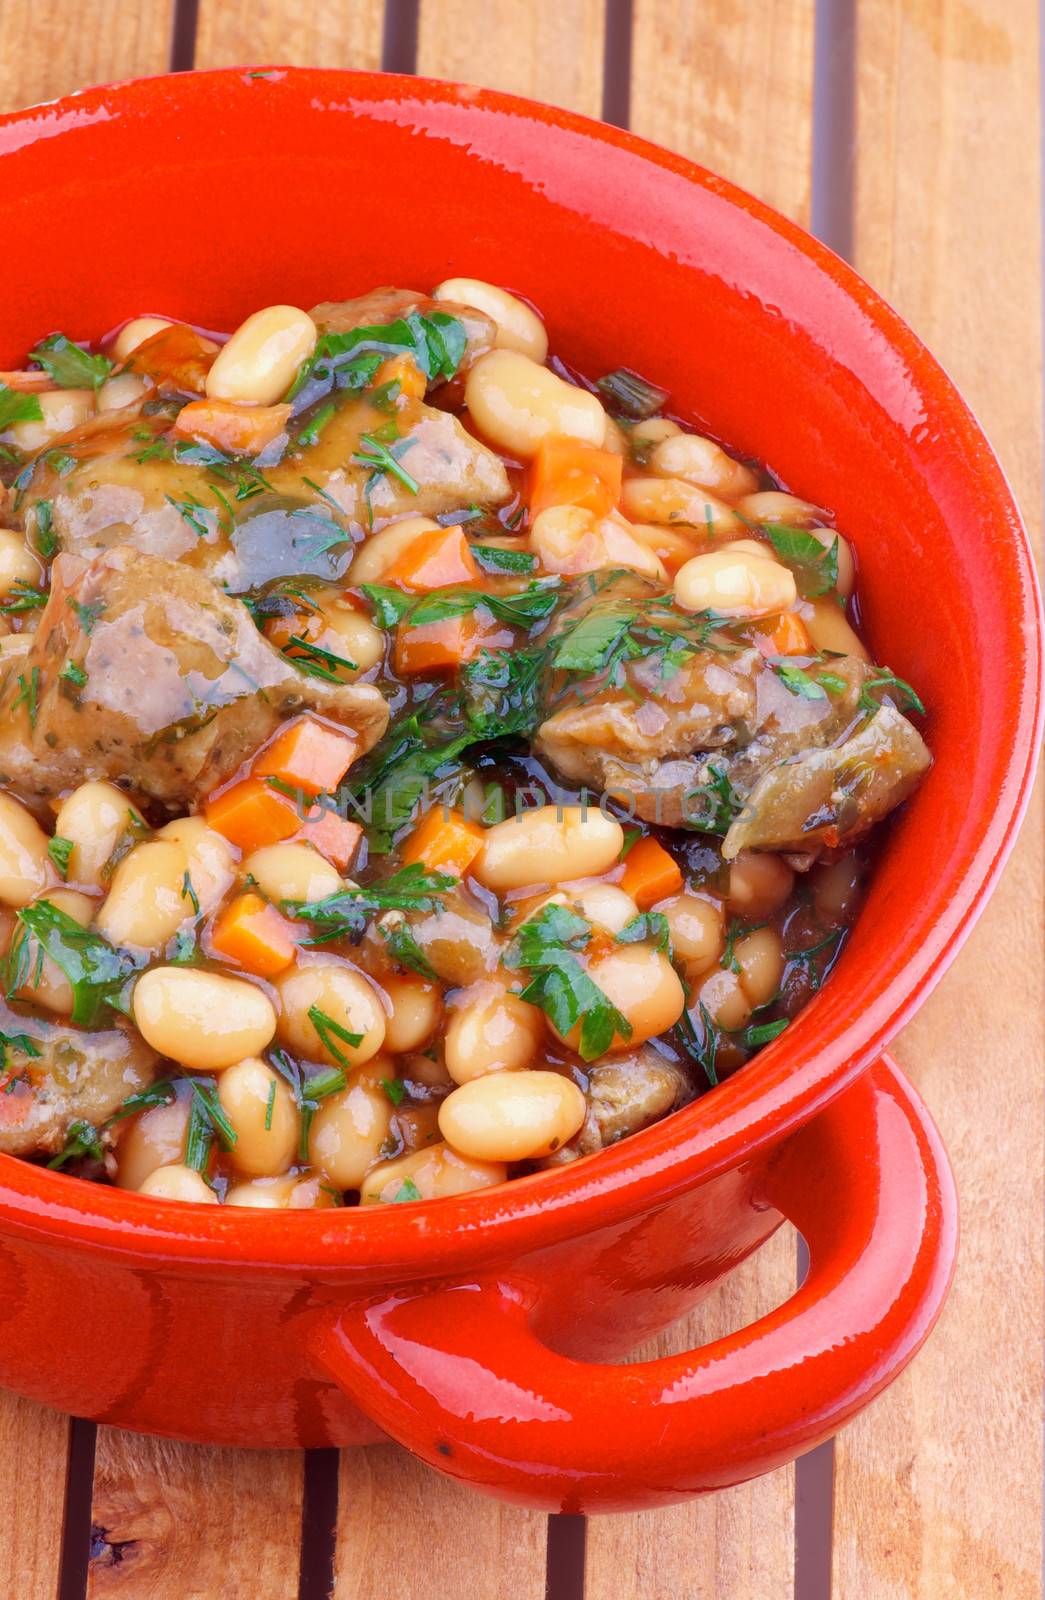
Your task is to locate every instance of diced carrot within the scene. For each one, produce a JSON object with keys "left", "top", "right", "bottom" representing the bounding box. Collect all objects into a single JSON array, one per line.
[
  {"left": 761, "top": 612, "right": 813, "bottom": 657},
  {"left": 528, "top": 435, "right": 623, "bottom": 519},
  {"left": 204, "top": 777, "right": 300, "bottom": 851},
  {"left": 384, "top": 524, "right": 481, "bottom": 591},
  {"left": 630, "top": 522, "right": 701, "bottom": 576},
  {"left": 401, "top": 807, "right": 485, "bottom": 877},
  {"left": 173, "top": 398, "right": 291, "bottom": 456},
  {"left": 394, "top": 613, "right": 506, "bottom": 675},
  {"left": 127, "top": 324, "right": 216, "bottom": 393},
  {"left": 620, "top": 836, "right": 684, "bottom": 910},
  {"left": 210, "top": 892, "right": 297, "bottom": 978},
  {"left": 372, "top": 353, "right": 426, "bottom": 401},
  {"left": 292, "top": 807, "right": 363, "bottom": 872},
  {"left": 0, "top": 370, "right": 55, "bottom": 392},
  {"left": 253, "top": 716, "right": 359, "bottom": 797}
]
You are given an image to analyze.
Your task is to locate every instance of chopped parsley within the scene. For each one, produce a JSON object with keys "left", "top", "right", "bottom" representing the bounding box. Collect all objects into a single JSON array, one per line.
[
  {"left": 12, "top": 667, "right": 39, "bottom": 729},
  {"left": 772, "top": 661, "right": 827, "bottom": 701},
  {"left": 284, "top": 865, "right": 455, "bottom": 942},
  {"left": 58, "top": 660, "right": 87, "bottom": 688},
  {"left": 180, "top": 871, "right": 200, "bottom": 915},
  {"left": 0, "top": 1029, "right": 41, "bottom": 1072},
  {"left": 5, "top": 901, "right": 139, "bottom": 1025},
  {"left": 763, "top": 523, "right": 839, "bottom": 598},
  {"left": 381, "top": 1076, "right": 406, "bottom": 1107},
  {"left": 379, "top": 919, "right": 438, "bottom": 980},
  {"left": 616, "top": 911, "right": 671, "bottom": 953},
  {"left": 31, "top": 500, "right": 57, "bottom": 559},
  {"left": 67, "top": 596, "right": 105, "bottom": 634},
  {"left": 28, "top": 333, "right": 112, "bottom": 391},
  {"left": 353, "top": 431, "right": 420, "bottom": 496},
  {"left": 47, "top": 1119, "right": 104, "bottom": 1170},
  {"left": 392, "top": 1177, "right": 422, "bottom": 1203},
  {"left": 47, "top": 836, "right": 74, "bottom": 879},
  {"left": 186, "top": 1077, "right": 237, "bottom": 1172},
  {"left": 504, "top": 903, "right": 632, "bottom": 1062},
  {"left": 289, "top": 311, "right": 467, "bottom": 409},
  {"left": 0, "top": 384, "right": 43, "bottom": 431},
  {"left": 0, "top": 581, "right": 47, "bottom": 615},
  {"left": 470, "top": 544, "right": 537, "bottom": 575},
  {"left": 165, "top": 493, "right": 214, "bottom": 540},
  {"left": 307, "top": 1006, "right": 363, "bottom": 1068},
  {"left": 858, "top": 669, "right": 926, "bottom": 717}
]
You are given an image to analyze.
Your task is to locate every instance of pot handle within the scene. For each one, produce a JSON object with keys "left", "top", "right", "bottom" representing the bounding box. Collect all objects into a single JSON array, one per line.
[{"left": 315, "top": 1056, "right": 957, "bottom": 1512}]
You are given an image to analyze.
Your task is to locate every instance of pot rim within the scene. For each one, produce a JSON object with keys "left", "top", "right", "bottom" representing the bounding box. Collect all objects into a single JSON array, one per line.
[{"left": 0, "top": 65, "right": 1038, "bottom": 1276}]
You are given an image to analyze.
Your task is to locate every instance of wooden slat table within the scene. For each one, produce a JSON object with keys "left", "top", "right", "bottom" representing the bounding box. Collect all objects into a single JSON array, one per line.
[{"left": 0, "top": 3, "right": 1040, "bottom": 1595}]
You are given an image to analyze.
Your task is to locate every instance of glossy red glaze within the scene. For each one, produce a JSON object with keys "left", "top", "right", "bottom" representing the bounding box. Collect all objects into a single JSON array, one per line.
[{"left": 0, "top": 70, "right": 1036, "bottom": 1509}]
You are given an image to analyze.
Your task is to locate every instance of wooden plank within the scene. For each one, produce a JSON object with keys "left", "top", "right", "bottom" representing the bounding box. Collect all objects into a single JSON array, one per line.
[
  {"left": 335, "top": 1445, "right": 547, "bottom": 1599},
  {"left": 0, "top": 0, "right": 173, "bottom": 113},
  {"left": 417, "top": 0, "right": 606, "bottom": 117},
  {"left": 629, "top": 0, "right": 815, "bottom": 220},
  {"left": 194, "top": 0, "right": 382, "bottom": 72},
  {"left": 86, "top": 1432, "right": 304, "bottom": 1597},
  {"left": 834, "top": 3, "right": 1045, "bottom": 1597},
  {"left": 583, "top": 6, "right": 815, "bottom": 1595},
  {"left": 0, "top": 1397, "right": 70, "bottom": 1599}
]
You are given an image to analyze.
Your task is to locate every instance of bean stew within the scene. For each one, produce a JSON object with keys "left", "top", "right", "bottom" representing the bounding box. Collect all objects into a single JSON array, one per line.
[{"left": 0, "top": 279, "right": 930, "bottom": 1208}]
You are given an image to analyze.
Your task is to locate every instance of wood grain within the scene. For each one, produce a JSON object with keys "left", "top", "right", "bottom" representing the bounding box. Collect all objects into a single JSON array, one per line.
[
  {"left": 86, "top": 1432, "right": 304, "bottom": 1598},
  {"left": 194, "top": 0, "right": 382, "bottom": 73},
  {"left": 0, "top": 1397, "right": 71, "bottom": 1599},
  {"left": 417, "top": 0, "right": 606, "bottom": 117},
  {"left": 833, "top": 2, "right": 1045, "bottom": 1597},
  {"left": 335, "top": 1445, "right": 547, "bottom": 1599},
  {"left": 630, "top": 0, "right": 815, "bottom": 219},
  {"left": 582, "top": 7, "right": 816, "bottom": 1595},
  {"left": 0, "top": 0, "right": 173, "bottom": 114}
]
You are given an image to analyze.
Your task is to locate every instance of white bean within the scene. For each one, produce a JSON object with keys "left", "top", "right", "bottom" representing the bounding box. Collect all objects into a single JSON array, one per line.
[
  {"left": 95, "top": 839, "right": 189, "bottom": 951},
  {"left": 573, "top": 884, "right": 640, "bottom": 935},
  {"left": 381, "top": 976, "right": 442, "bottom": 1054},
  {"left": 434, "top": 278, "right": 548, "bottom": 363},
  {"left": 133, "top": 967, "right": 277, "bottom": 1071},
  {"left": 4, "top": 389, "right": 94, "bottom": 450},
  {"left": 155, "top": 816, "right": 235, "bottom": 916},
  {"left": 444, "top": 981, "right": 544, "bottom": 1084},
  {"left": 115, "top": 1090, "right": 190, "bottom": 1190},
  {"left": 674, "top": 548, "right": 797, "bottom": 617},
  {"left": 138, "top": 1164, "right": 218, "bottom": 1204},
  {"left": 727, "top": 852, "right": 794, "bottom": 919},
  {"left": 243, "top": 842, "right": 342, "bottom": 905},
  {"left": 97, "top": 372, "right": 150, "bottom": 412},
  {"left": 0, "top": 791, "right": 52, "bottom": 907},
  {"left": 465, "top": 350, "right": 606, "bottom": 458},
  {"left": 530, "top": 506, "right": 666, "bottom": 581},
  {"left": 736, "top": 490, "right": 822, "bottom": 525},
  {"left": 360, "top": 1141, "right": 507, "bottom": 1204},
  {"left": 734, "top": 927, "right": 785, "bottom": 1007},
  {"left": 217, "top": 1057, "right": 298, "bottom": 1177},
  {"left": 693, "top": 965, "right": 751, "bottom": 1030},
  {"left": 0, "top": 529, "right": 42, "bottom": 597},
  {"left": 307, "top": 1070, "right": 394, "bottom": 1188},
  {"left": 319, "top": 603, "right": 385, "bottom": 672},
  {"left": 631, "top": 418, "right": 680, "bottom": 447},
  {"left": 662, "top": 893, "right": 723, "bottom": 974},
  {"left": 54, "top": 783, "right": 146, "bottom": 892},
  {"left": 803, "top": 597, "right": 869, "bottom": 659},
  {"left": 206, "top": 305, "right": 317, "bottom": 405},
  {"left": 439, "top": 1070, "right": 585, "bottom": 1162},
  {"left": 620, "top": 477, "right": 740, "bottom": 534},
  {"left": 563, "top": 944, "right": 685, "bottom": 1048},
  {"left": 475, "top": 806, "right": 623, "bottom": 892},
  {"left": 276, "top": 961, "right": 386, "bottom": 1067},
  {"left": 111, "top": 317, "right": 173, "bottom": 361},
  {"left": 650, "top": 433, "right": 759, "bottom": 497},
  {"left": 15, "top": 889, "right": 93, "bottom": 1015},
  {"left": 349, "top": 515, "right": 440, "bottom": 583}
]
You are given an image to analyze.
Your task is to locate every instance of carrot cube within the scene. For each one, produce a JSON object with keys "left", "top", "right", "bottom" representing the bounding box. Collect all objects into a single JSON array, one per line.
[
  {"left": 253, "top": 716, "right": 359, "bottom": 796},
  {"left": 528, "top": 435, "right": 623, "bottom": 519},
  {"left": 204, "top": 777, "right": 301, "bottom": 851},
  {"left": 384, "top": 524, "right": 480, "bottom": 591},
  {"left": 620, "top": 836, "right": 684, "bottom": 910},
  {"left": 210, "top": 892, "right": 297, "bottom": 977},
  {"left": 293, "top": 807, "right": 363, "bottom": 872},
  {"left": 401, "top": 807, "right": 485, "bottom": 877}
]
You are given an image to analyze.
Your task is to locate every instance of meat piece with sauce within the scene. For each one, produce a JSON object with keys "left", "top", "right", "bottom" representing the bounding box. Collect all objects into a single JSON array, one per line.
[
  {"left": 0, "top": 1003, "right": 156, "bottom": 1158},
  {"left": 0, "top": 548, "right": 388, "bottom": 808},
  {"left": 10, "top": 390, "right": 510, "bottom": 585}
]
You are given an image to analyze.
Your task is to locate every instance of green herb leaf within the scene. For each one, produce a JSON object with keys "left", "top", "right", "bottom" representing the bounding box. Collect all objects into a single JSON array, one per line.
[
  {"left": 0, "top": 581, "right": 47, "bottom": 615},
  {"left": 12, "top": 667, "right": 40, "bottom": 730},
  {"left": 0, "top": 384, "right": 43, "bottom": 430},
  {"left": 595, "top": 367, "right": 669, "bottom": 419},
  {"left": 505, "top": 903, "right": 632, "bottom": 1062},
  {"left": 0, "top": 1029, "right": 41, "bottom": 1071},
  {"left": 31, "top": 500, "right": 57, "bottom": 559},
  {"left": 470, "top": 544, "right": 537, "bottom": 575},
  {"left": 763, "top": 523, "right": 839, "bottom": 598},
  {"left": 381, "top": 1076, "right": 406, "bottom": 1106},
  {"left": 47, "top": 1119, "right": 103, "bottom": 1169},
  {"left": 735, "top": 1017, "right": 790, "bottom": 1051},
  {"left": 67, "top": 595, "right": 105, "bottom": 634},
  {"left": 180, "top": 871, "right": 200, "bottom": 915},
  {"left": 392, "top": 1177, "right": 422, "bottom": 1203},
  {"left": 104, "top": 1080, "right": 176, "bottom": 1126},
  {"left": 58, "top": 660, "right": 88, "bottom": 688},
  {"left": 285, "top": 864, "right": 455, "bottom": 942},
  {"left": 307, "top": 1006, "right": 363, "bottom": 1069},
  {"left": 379, "top": 919, "right": 438, "bottom": 979},
  {"left": 857, "top": 669, "right": 926, "bottom": 717},
  {"left": 9, "top": 901, "right": 140, "bottom": 1026},
  {"left": 47, "top": 836, "right": 74, "bottom": 879},
  {"left": 772, "top": 661, "right": 827, "bottom": 701},
  {"left": 616, "top": 911, "right": 672, "bottom": 953},
  {"left": 29, "top": 333, "right": 112, "bottom": 392},
  {"left": 353, "top": 432, "right": 420, "bottom": 495}
]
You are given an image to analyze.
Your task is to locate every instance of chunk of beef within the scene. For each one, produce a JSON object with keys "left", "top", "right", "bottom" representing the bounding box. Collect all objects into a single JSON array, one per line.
[
  {"left": 721, "top": 704, "right": 931, "bottom": 857},
  {"left": 0, "top": 1002, "right": 156, "bottom": 1157},
  {"left": 13, "top": 391, "right": 509, "bottom": 581},
  {"left": 575, "top": 1048, "right": 691, "bottom": 1154},
  {"left": 0, "top": 548, "right": 388, "bottom": 807}
]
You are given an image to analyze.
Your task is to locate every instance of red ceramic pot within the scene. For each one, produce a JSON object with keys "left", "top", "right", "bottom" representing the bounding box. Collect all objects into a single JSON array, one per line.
[{"left": 0, "top": 69, "right": 1037, "bottom": 1514}]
